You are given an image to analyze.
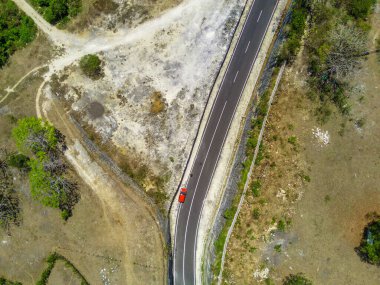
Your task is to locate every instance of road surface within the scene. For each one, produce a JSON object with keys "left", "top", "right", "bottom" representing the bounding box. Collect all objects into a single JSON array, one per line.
[{"left": 173, "top": 0, "right": 279, "bottom": 284}]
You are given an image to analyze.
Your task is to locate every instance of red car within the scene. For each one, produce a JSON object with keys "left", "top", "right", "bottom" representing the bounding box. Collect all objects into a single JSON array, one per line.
[{"left": 178, "top": 187, "right": 187, "bottom": 203}]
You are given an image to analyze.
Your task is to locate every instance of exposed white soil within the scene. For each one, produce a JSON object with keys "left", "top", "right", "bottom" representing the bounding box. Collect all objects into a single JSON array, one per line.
[{"left": 45, "top": 0, "right": 246, "bottom": 197}]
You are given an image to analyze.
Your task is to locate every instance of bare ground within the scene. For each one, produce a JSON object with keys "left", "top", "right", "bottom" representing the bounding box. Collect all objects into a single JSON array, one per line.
[{"left": 222, "top": 8, "right": 380, "bottom": 285}]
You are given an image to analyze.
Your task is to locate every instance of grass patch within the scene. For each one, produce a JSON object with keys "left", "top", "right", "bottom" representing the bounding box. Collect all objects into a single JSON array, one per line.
[{"left": 274, "top": 244, "right": 282, "bottom": 253}]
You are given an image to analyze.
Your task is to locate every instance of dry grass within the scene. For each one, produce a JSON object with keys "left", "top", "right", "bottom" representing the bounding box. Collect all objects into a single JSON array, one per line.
[
  {"left": 223, "top": 10, "right": 380, "bottom": 284},
  {"left": 150, "top": 91, "right": 166, "bottom": 114}
]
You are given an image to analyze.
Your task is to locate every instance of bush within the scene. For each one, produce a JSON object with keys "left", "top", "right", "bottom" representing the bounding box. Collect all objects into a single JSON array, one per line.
[
  {"left": 79, "top": 54, "right": 102, "bottom": 79},
  {"left": 357, "top": 219, "right": 380, "bottom": 265},
  {"left": 283, "top": 273, "right": 312, "bottom": 285},
  {"left": 7, "top": 153, "right": 30, "bottom": 170},
  {"left": 251, "top": 180, "right": 261, "bottom": 197}
]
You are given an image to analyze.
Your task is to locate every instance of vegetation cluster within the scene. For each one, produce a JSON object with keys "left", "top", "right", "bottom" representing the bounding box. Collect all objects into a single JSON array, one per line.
[
  {"left": 79, "top": 54, "right": 103, "bottom": 79},
  {"left": 282, "top": 273, "right": 312, "bottom": 285},
  {"left": 0, "top": 0, "right": 36, "bottom": 68},
  {"left": 37, "top": 252, "right": 89, "bottom": 285},
  {"left": 11, "top": 117, "right": 79, "bottom": 219},
  {"left": 280, "top": 0, "right": 377, "bottom": 121},
  {"left": 357, "top": 217, "right": 380, "bottom": 266},
  {"left": 30, "top": 0, "right": 81, "bottom": 26}
]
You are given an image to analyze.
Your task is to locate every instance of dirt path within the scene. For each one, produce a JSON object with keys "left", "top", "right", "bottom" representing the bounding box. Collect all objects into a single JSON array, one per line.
[
  {"left": 43, "top": 96, "right": 167, "bottom": 284},
  {"left": 0, "top": 64, "right": 47, "bottom": 104}
]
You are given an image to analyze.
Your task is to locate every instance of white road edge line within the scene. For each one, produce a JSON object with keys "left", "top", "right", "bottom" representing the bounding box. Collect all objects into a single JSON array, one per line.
[
  {"left": 233, "top": 71, "right": 239, "bottom": 83},
  {"left": 173, "top": 203, "right": 182, "bottom": 284},
  {"left": 182, "top": 101, "right": 228, "bottom": 285},
  {"left": 244, "top": 41, "right": 251, "bottom": 54},
  {"left": 257, "top": 10, "right": 263, "bottom": 22}
]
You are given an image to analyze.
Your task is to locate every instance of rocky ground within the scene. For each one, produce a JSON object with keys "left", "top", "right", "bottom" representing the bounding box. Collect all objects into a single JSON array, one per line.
[{"left": 46, "top": 0, "right": 246, "bottom": 202}]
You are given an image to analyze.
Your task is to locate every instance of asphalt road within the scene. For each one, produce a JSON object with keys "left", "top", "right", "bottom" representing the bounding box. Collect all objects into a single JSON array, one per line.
[{"left": 174, "top": 0, "right": 279, "bottom": 284}]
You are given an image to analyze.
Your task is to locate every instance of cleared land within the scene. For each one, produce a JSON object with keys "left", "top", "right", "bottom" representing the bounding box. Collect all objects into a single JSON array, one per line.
[{"left": 222, "top": 4, "right": 380, "bottom": 285}]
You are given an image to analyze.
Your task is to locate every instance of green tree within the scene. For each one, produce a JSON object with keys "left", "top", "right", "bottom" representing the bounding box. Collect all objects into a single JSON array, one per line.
[
  {"left": 79, "top": 54, "right": 102, "bottom": 79},
  {"left": 12, "top": 117, "right": 58, "bottom": 153},
  {"left": 283, "top": 273, "right": 312, "bottom": 285},
  {"left": 12, "top": 117, "right": 79, "bottom": 218}
]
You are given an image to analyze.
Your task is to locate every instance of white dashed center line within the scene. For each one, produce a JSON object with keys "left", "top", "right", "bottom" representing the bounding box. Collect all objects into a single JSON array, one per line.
[
  {"left": 257, "top": 10, "right": 263, "bottom": 22},
  {"left": 233, "top": 70, "right": 239, "bottom": 83},
  {"left": 245, "top": 41, "right": 251, "bottom": 53}
]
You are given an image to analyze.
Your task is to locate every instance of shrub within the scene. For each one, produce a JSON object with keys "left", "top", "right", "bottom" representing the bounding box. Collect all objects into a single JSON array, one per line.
[
  {"left": 251, "top": 180, "right": 261, "bottom": 197},
  {"left": 252, "top": 208, "right": 260, "bottom": 220},
  {"left": 7, "top": 153, "right": 30, "bottom": 170},
  {"left": 287, "top": 136, "right": 297, "bottom": 146},
  {"left": 283, "top": 273, "right": 312, "bottom": 285},
  {"left": 357, "top": 219, "right": 380, "bottom": 265},
  {"left": 79, "top": 54, "right": 102, "bottom": 79}
]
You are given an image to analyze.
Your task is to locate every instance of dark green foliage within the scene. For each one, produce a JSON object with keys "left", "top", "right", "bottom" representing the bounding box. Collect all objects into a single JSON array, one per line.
[
  {"left": 278, "top": 0, "right": 309, "bottom": 62},
  {"left": 0, "top": 277, "right": 22, "bottom": 285},
  {"left": 0, "top": 0, "right": 37, "bottom": 68},
  {"left": 7, "top": 153, "right": 30, "bottom": 170},
  {"left": 30, "top": 0, "right": 81, "bottom": 25},
  {"left": 251, "top": 180, "right": 261, "bottom": 197},
  {"left": 37, "top": 252, "right": 89, "bottom": 285},
  {"left": 346, "top": 0, "right": 376, "bottom": 19},
  {"left": 79, "top": 54, "right": 103, "bottom": 79},
  {"left": 278, "top": 219, "right": 286, "bottom": 231},
  {"left": 252, "top": 208, "right": 260, "bottom": 220},
  {"left": 357, "top": 219, "right": 380, "bottom": 265},
  {"left": 283, "top": 273, "right": 312, "bottom": 285}
]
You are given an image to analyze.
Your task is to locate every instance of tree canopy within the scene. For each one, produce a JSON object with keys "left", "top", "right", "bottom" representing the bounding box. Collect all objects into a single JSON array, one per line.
[
  {"left": 0, "top": 0, "right": 37, "bottom": 68},
  {"left": 30, "top": 0, "right": 81, "bottom": 25},
  {"left": 357, "top": 219, "right": 380, "bottom": 265},
  {"left": 12, "top": 117, "right": 79, "bottom": 219}
]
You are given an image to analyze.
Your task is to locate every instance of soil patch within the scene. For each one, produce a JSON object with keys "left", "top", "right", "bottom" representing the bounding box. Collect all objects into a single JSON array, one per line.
[{"left": 87, "top": 101, "right": 105, "bottom": 119}]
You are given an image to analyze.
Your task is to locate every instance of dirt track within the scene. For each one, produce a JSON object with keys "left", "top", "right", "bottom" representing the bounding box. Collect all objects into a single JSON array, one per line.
[{"left": 42, "top": 94, "right": 167, "bottom": 284}]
